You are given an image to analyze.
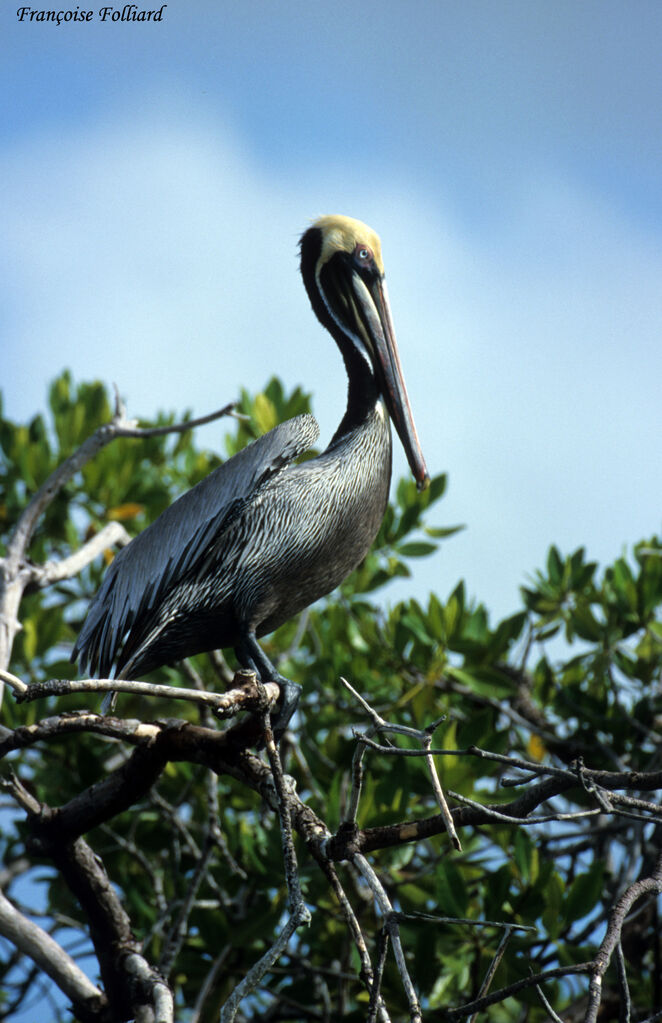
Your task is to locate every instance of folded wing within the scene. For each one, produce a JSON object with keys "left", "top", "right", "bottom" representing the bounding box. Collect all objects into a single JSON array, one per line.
[{"left": 73, "top": 414, "right": 319, "bottom": 677}]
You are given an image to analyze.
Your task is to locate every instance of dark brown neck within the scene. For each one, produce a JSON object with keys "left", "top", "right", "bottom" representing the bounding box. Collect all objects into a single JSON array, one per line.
[{"left": 299, "top": 227, "right": 381, "bottom": 440}]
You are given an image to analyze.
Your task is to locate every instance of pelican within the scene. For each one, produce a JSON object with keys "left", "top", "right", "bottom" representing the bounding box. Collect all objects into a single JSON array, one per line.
[{"left": 73, "top": 215, "right": 429, "bottom": 730}]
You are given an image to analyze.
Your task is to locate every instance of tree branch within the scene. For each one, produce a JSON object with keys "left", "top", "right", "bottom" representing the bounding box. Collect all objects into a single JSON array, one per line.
[
  {"left": 0, "top": 888, "right": 105, "bottom": 1022},
  {"left": 585, "top": 848, "right": 662, "bottom": 1023},
  {"left": 15, "top": 672, "right": 280, "bottom": 718}
]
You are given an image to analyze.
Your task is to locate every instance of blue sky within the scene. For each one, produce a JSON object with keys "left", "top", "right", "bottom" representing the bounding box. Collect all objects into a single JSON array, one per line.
[{"left": 3, "top": 0, "right": 662, "bottom": 625}]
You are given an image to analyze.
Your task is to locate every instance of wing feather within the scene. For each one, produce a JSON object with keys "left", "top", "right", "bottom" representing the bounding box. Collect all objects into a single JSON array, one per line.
[{"left": 73, "top": 414, "right": 319, "bottom": 676}]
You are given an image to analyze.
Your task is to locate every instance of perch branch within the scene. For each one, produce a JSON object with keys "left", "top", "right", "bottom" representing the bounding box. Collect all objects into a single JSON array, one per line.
[{"left": 16, "top": 672, "right": 280, "bottom": 718}]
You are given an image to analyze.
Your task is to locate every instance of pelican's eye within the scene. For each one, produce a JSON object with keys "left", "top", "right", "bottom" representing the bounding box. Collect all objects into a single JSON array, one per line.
[{"left": 354, "top": 243, "right": 374, "bottom": 268}]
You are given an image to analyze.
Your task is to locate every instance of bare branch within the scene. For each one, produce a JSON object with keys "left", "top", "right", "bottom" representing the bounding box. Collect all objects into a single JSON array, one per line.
[
  {"left": 421, "top": 732, "right": 461, "bottom": 851},
  {"left": 448, "top": 789, "right": 602, "bottom": 825},
  {"left": 444, "top": 962, "right": 592, "bottom": 1019},
  {"left": 0, "top": 889, "right": 104, "bottom": 1017},
  {"left": 16, "top": 672, "right": 280, "bottom": 718},
  {"left": 614, "top": 941, "right": 631, "bottom": 1023},
  {"left": 368, "top": 926, "right": 390, "bottom": 1023},
  {"left": 585, "top": 849, "right": 662, "bottom": 1023},
  {"left": 0, "top": 711, "right": 161, "bottom": 756},
  {"left": 112, "top": 402, "right": 235, "bottom": 439},
  {"left": 392, "top": 910, "right": 535, "bottom": 933},
  {"left": 124, "top": 952, "right": 174, "bottom": 1023},
  {"left": 33, "top": 521, "right": 132, "bottom": 587},
  {"left": 0, "top": 667, "right": 28, "bottom": 695},
  {"left": 468, "top": 926, "right": 513, "bottom": 1023},
  {"left": 535, "top": 981, "right": 567, "bottom": 1023},
  {"left": 353, "top": 854, "right": 422, "bottom": 1023},
  {"left": 341, "top": 677, "right": 460, "bottom": 848},
  {"left": 316, "top": 858, "right": 390, "bottom": 1022}
]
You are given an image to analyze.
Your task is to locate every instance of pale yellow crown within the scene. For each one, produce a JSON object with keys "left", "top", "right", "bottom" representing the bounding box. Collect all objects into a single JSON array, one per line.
[{"left": 312, "top": 214, "right": 385, "bottom": 275}]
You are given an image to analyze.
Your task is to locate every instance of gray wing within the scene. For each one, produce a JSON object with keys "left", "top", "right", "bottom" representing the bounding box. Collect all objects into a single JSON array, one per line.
[{"left": 73, "top": 413, "right": 319, "bottom": 676}]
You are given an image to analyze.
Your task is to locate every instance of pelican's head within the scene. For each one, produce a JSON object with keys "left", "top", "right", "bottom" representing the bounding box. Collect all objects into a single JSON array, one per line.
[{"left": 300, "top": 214, "right": 429, "bottom": 491}]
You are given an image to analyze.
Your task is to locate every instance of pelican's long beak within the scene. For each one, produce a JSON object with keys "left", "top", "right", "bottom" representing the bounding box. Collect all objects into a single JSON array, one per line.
[{"left": 352, "top": 271, "right": 430, "bottom": 491}]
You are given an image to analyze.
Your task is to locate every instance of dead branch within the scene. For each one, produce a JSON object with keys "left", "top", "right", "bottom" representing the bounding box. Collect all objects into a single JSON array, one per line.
[
  {"left": 34, "top": 521, "right": 132, "bottom": 587},
  {"left": 341, "top": 677, "right": 460, "bottom": 850},
  {"left": 14, "top": 671, "right": 280, "bottom": 719},
  {"left": 585, "top": 849, "right": 662, "bottom": 1023},
  {"left": 443, "top": 962, "right": 592, "bottom": 1020},
  {"left": 0, "top": 888, "right": 105, "bottom": 1021},
  {"left": 353, "top": 853, "right": 422, "bottom": 1023}
]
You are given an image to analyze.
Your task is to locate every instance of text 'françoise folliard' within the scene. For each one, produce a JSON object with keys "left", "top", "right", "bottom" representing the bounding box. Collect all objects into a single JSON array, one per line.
[{"left": 16, "top": 5, "right": 167, "bottom": 23}]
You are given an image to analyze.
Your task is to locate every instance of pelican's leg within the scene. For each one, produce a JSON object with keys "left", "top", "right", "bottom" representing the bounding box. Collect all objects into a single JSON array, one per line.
[{"left": 236, "top": 631, "right": 301, "bottom": 740}]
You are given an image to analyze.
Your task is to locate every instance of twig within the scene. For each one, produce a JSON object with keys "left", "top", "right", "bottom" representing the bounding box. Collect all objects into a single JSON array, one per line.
[
  {"left": 535, "top": 981, "right": 567, "bottom": 1023},
  {"left": 614, "top": 941, "right": 631, "bottom": 1023},
  {"left": 448, "top": 789, "right": 602, "bottom": 825},
  {"left": 368, "top": 926, "right": 390, "bottom": 1023},
  {"left": 443, "top": 962, "right": 591, "bottom": 1019},
  {"left": 112, "top": 402, "right": 235, "bottom": 439},
  {"left": 391, "top": 910, "right": 535, "bottom": 933},
  {"left": 263, "top": 711, "right": 310, "bottom": 922},
  {"left": 421, "top": 732, "right": 461, "bottom": 850},
  {"left": 341, "top": 677, "right": 460, "bottom": 848},
  {"left": 353, "top": 736, "right": 573, "bottom": 780},
  {"left": 353, "top": 854, "right": 422, "bottom": 1023},
  {"left": 0, "top": 668, "right": 28, "bottom": 695},
  {"left": 468, "top": 926, "right": 513, "bottom": 1023},
  {"left": 33, "top": 521, "right": 131, "bottom": 587},
  {"left": 317, "top": 858, "right": 390, "bottom": 1021}
]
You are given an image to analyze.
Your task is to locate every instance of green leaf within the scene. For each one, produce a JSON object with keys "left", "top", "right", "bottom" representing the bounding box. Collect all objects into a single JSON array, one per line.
[
  {"left": 514, "top": 829, "right": 538, "bottom": 884},
  {"left": 547, "top": 545, "right": 564, "bottom": 585},
  {"left": 563, "top": 861, "right": 605, "bottom": 925},
  {"left": 396, "top": 541, "right": 438, "bottom": 558},
  {"left": 434, "top": 859, "right": 468, "bottom": 917}
]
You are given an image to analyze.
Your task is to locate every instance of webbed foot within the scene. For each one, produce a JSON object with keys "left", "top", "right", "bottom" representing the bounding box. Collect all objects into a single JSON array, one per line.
[{"left": 236, "top": 630, "right": 301, "bottom": 743}]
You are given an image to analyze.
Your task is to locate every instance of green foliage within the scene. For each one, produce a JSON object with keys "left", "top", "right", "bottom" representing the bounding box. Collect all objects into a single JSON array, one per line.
[{"left": 1, "top": 373, "right": 661, "bottom": 1020}]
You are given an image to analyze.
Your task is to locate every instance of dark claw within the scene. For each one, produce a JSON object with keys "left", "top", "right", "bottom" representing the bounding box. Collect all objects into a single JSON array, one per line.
[
  {"left": 237, "top": 630, "right": 301, "bottom": 744},
  {"left": 271, "top": 679, "right": 302, "bottom": 741}
]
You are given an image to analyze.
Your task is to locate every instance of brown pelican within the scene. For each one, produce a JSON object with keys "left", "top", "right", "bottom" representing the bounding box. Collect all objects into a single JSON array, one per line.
[{"left": 73, "top": 215, "right": 429, "bottom": 729}]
